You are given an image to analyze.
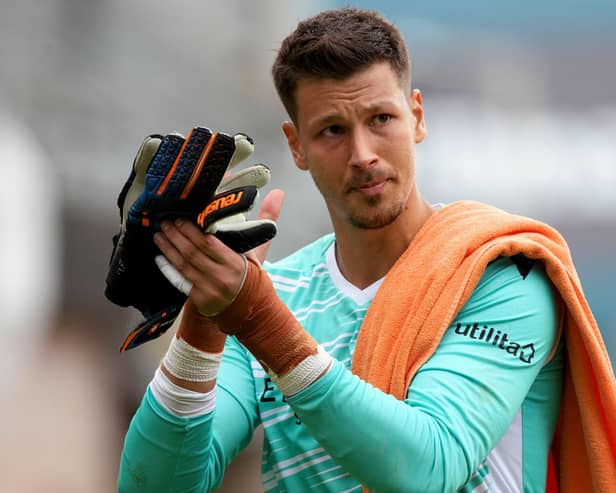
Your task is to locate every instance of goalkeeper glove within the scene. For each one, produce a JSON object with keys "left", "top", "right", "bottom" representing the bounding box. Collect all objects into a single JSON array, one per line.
[{"left": 105, "top": 127, "right": 276, "bottom": 351}]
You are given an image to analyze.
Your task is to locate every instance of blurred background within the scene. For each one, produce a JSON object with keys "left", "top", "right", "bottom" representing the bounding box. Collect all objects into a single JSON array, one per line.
[{"left": 0, "top": 0, "right": 614, "bottom": 491}]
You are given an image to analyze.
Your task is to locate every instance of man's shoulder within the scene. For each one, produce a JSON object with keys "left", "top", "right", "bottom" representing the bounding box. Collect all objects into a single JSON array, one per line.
[
  {"left": 444, "top": 255, "right": 562, "bottom": 369},
  {"left": 477, "top": 255, "right": 552, "bottom": 298},
  {"left": 459, "top": 255, "right": 561, "bottom": 349}
]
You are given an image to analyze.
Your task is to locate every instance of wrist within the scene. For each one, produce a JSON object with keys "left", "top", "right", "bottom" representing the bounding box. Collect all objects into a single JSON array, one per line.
[
  {"left": 213, "top": 259, "right": 320, "bottom": 378},
  {"left": 160, "top": 363, "right": 216, "bottom": 393},
  {"left": 179, "top": 299, "right": 227, "bottom": 353},
  {"left": 162, "top": 335, "right": 223, "bottom": 386},
  {"left": 152, "top": 366, "right": 217, "bottom": 415},
  {"left": 270, "top": 345, "right": 333, "bottom": 397}
]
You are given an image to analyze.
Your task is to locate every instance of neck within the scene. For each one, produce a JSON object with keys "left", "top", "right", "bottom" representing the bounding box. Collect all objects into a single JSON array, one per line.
[{"left": 333, "top": 192, "right": 435, "bottom": 289}]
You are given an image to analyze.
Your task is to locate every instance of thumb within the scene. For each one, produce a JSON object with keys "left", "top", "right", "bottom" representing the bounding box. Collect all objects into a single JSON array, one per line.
[{"left": 249, "top": 189, "right": 285, "bottom": 264}]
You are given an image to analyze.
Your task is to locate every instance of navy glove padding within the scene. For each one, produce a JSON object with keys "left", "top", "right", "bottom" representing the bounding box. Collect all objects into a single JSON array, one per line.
[{"left": 105, "top": 127, "right": 276, "bottom": 351}]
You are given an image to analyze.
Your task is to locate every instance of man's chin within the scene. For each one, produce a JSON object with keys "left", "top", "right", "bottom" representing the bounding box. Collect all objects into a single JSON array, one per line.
[{"left": 347, "top": 205, "right": 404, "bottom": 230}]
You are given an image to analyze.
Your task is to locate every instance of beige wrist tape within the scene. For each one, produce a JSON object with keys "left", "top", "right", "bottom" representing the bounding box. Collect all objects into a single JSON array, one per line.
[
  {"left": 162, "top": 336, "right": 223, "bottom": 382},
  {"left": 269, "top": 345, "right": 333, "bottom": 396},
  {"left": 214, "top": 259, "right": 319, "bottom": 378}
]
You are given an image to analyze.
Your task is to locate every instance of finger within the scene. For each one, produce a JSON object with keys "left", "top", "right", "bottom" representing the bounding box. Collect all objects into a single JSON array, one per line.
[
  {"left": 172, "top": 218, "right": 239, "bottom": 265},
  {"left": 153, "top": 230, "right": 201, "bottom": 292},
  {"left": 157, "top": 221, "right": 219, "bottom": 276},
  {"left": 258, "top": 188, "right": 285, "bottom": 222},
  {"left": 153, "top": 229, "right": 184, "bottom": 268},
  {"left": 155, "top": 228, "right": 228, "bottom": 305},
  {"left": 251, "top": 189, "right": 285, "bottom": 264},
  {"left": 157, "top": 221, "right": 248, "bottom": 315}
]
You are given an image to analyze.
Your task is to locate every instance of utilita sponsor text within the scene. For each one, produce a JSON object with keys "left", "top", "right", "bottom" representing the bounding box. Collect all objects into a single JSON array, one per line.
[{"left": 454, "top": 323, "right": 536, "bottom": 364}]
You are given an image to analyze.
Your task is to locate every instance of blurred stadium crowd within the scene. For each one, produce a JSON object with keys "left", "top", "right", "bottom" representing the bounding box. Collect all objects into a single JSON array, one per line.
[{"left": 0, "top": 1, "right": 614, "bottom": 491}]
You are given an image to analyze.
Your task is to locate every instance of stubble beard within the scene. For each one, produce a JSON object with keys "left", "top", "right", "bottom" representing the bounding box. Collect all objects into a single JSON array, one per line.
[
  {"left": 343, "top": 169, "right": 409, "bottom": 229},
  {"left": 347, "top": 194, "right": 406, "bottom": 230}
]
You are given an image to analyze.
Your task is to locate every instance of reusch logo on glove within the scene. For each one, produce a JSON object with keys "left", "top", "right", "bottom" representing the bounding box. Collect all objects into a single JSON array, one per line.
[{"left": 197, "top": 191, "right": 244, "bottom": 226}]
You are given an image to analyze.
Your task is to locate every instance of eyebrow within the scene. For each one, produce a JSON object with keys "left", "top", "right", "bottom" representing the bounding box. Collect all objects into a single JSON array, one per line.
[
  {"left": 308, "top": 101, "right": 394, "bottom": 129},
  {"left": 310, "top": 114, "right": 341, "bottom": 128}
]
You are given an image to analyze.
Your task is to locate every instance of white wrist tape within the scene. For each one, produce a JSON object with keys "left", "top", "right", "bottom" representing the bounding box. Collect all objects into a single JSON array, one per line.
[
  {"left": 151, "top": 367, "right": 217, "bottom": 417},
  {"left": 162, "top": 336, "right": 223, "bottom": 382},
  {"left": 269, "top": 345, "right": 333, "bottom": 397}
]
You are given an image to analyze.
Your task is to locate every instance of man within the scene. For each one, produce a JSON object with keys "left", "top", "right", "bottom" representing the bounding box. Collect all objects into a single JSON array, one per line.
[{"left": 118, "top": 8, "right": 615, "bottom": 493}]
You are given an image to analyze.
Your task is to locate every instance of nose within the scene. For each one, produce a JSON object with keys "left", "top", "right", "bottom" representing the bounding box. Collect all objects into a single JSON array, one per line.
[{"left": 348, "top": 128, "right": 378, "bottom": 169}]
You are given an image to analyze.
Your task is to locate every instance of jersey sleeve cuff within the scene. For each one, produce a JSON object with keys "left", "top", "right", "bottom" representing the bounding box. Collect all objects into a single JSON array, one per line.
[{"left": 150, "top": 366, "right": 217, "bottom": 418}]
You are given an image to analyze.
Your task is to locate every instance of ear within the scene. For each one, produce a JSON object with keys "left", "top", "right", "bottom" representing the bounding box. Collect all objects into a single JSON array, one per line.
[
  {"left": 282, "top": 121, "right": 308, "bottom": 171},
  {"left": 410, "top": 89, "right": 426, "bottom": 144}
]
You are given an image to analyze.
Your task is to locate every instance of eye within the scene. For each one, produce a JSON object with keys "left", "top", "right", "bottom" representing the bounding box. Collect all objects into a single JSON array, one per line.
[
  {"left": 321, "top": 125, "right": 345, "bottom": 137},
  {"left": 371, "top": 114, "right": 392, "bottom": 126}
]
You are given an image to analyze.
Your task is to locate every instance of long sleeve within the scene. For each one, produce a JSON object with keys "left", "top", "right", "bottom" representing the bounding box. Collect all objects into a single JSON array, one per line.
[
  {"left": 286, "top": 259, "right": 562, "bottom": 492},
  {"left": 118, "top": 337, "right": 259, "bottom": 493}
]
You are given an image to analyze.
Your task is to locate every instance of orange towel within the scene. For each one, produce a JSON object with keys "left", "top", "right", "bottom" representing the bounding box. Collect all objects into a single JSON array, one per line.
[{"left": 352, "top": 200, "right": 616, "bottom": 492}]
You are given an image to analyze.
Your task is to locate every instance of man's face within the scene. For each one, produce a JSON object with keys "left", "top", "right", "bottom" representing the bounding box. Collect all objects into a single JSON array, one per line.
[{"left": 283, "top": 62, "right": 426, "bottom": 230}]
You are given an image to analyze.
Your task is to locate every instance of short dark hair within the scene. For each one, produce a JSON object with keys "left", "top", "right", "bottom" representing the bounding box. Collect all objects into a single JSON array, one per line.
[{"left": 272, "top": 8, "right": 411, "bottom": 123}]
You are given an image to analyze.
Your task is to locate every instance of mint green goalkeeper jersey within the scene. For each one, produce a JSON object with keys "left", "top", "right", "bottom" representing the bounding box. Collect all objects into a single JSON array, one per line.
[{"left": 119, "top": 233, "right": 563, "bottom": 493}]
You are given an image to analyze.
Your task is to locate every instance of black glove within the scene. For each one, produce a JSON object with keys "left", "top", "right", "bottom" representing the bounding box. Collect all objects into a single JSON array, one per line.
[{"left": 105, "top": 127, "right": 276, "bottom": 351}]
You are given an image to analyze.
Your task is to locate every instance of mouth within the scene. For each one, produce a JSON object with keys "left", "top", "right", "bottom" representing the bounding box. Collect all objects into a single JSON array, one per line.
[{"left": 351, "top": 178, "right": 388, "bottom": 196}]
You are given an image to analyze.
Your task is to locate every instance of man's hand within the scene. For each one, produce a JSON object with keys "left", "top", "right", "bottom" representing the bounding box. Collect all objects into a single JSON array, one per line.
[
  {"left": 154, "top": 189, "right": 285, "bottom": 316},
  {"left": 156, "top": 187, "right": 329, "bottom": 400}
]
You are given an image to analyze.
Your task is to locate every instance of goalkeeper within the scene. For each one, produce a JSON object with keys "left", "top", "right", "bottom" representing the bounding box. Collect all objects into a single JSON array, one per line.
[{"left": 117, "top": 7, "right": 616, "bottom": 493}]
